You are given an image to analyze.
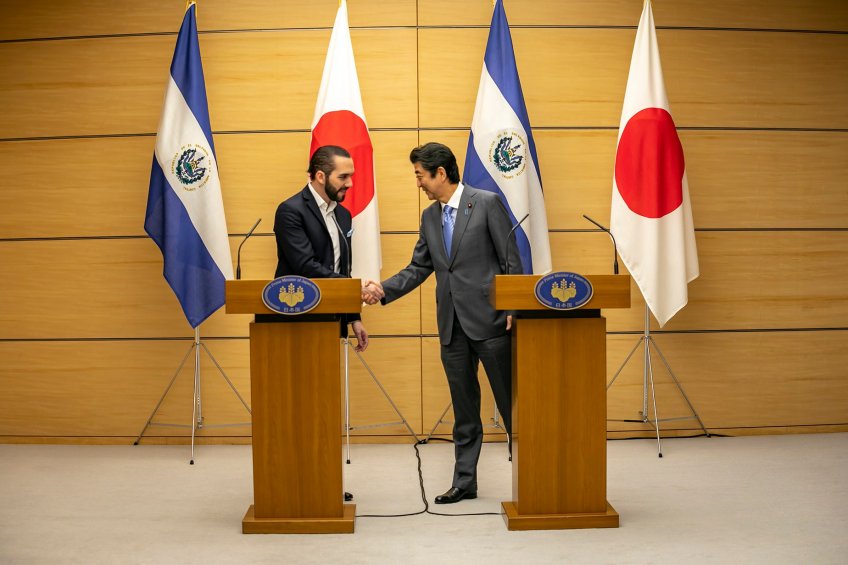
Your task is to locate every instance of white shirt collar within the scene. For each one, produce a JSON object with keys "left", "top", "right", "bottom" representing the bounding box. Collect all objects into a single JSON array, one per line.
[
  {"left": 308, "top": 182, "right": 336, "bottom": 214},
  {"left": 441, "top": 182, "right": 464, "bottom": 212}
]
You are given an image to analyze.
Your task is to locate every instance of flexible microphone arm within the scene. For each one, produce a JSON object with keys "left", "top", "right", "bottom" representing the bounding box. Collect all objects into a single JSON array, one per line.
[
  {"left": 582, "top": 214, "right": 619, "bottom": 275},
  {"left": 505, "top": 213, "right": 529, "bottom": 275},
  {"left": 331, "top": 214, "right": 353, "bottom": 278},
  {"left": 236, "top": 218, "right": 262, "bottom": 280}
]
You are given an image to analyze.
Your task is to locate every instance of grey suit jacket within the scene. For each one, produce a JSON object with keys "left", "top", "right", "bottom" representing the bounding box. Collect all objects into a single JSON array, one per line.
[{"left": 382, "top": 185, "right": 523, "bottom": 345}]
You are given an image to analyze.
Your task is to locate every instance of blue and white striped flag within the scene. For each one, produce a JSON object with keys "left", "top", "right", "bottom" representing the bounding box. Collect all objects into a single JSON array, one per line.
[
  {"left": 144, "top": 3, "right": 232, "bottom": 328},
  {"left": 464, "top": 0, "right": 551, "bottom": 275}
]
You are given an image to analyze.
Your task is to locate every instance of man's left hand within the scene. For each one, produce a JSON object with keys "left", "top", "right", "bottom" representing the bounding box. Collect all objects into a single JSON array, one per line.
[
  {"left": 506, "top": 315, "right": 513, "bottom": 331},
  {"left": 351, "top": 320, "right": 369, "bottom": 352}
]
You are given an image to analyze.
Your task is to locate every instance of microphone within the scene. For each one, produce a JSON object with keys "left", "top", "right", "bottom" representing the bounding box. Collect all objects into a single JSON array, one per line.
[
  {"left": 582, "top": 214, "right": 619, "bottom": 275},
  {"left": 236, "top": 218, "right": 261, "bottom": 280},
  {"left": 331, "top": 215, "right": 353, "bottom": 278},
  {"left": 504, "top": 213, "right": 529, "bottom": 275}
]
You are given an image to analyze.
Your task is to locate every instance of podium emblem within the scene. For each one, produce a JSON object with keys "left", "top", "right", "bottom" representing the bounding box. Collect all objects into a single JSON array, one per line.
[
  {"left": 534, "top": 272, "right": 593, "bottom": 310},
  {"left": 262, "top": 276, "right": 321, "bottom": 315}
]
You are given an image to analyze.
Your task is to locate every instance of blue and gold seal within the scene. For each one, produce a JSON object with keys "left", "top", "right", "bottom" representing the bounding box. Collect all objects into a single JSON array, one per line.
[
  {"left": 262, "top": 276, "right": 321, "bottom": 315},
  {"left": 534, "top": 272, "right": 593, "bottom": 310}
]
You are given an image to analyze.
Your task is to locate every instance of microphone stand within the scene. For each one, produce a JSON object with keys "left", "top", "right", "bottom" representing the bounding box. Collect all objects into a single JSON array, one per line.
[
  {"left": 331, "top": 214, "right": 353, "bottom": 464},
  {"left": 505, "top": 213, "right": 529, "bottom": 275},
  {"left": 582, "top": 214, "right": 618, "bottom": 275},
  {"left": 236, "top": 218, "right": 262, "bottom": 280},
  {"left": 331, "top": 214, "right": 418, "bottom": 468}
]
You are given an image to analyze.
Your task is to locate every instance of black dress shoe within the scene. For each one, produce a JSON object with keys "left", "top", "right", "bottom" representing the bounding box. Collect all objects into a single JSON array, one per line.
[
  {"left": 434, "top": 487, "right": 477, "bottom": 504},
  {"left": 344, "top": 491, "right": 353, "bottom": 501}
]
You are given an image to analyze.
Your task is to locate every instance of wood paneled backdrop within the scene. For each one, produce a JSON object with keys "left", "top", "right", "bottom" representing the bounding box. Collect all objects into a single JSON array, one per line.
[{"left": 1, "top": 0, "right": 846, "bottom": 443}]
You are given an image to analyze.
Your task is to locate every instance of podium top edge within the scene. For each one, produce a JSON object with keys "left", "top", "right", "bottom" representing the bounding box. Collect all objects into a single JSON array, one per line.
[{"left": 225, "top": 278, "right": 362, "bottom": 315}]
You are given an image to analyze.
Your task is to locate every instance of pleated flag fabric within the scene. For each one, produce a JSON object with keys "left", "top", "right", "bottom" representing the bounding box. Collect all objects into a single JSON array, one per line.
[
  {"left": 610, "top": 0, "right": 699, "bottom": 327},
  {"left": 144, "top": 3, "right": 233, "bottom": 328},
  {"left": 464, "top": 0, "right": 552, "bottom": 275},
  {"left": 310, "top": 0, "right": 382, "bottom": 282}
]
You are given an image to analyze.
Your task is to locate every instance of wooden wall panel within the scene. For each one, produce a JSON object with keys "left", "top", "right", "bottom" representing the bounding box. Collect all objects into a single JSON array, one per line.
[
  {"left": 363, "top": 230, "right": 848, "bottom": 333},
  {"left": 0, "top": 339, "right": 252, "bottom": 437},
  {"left": 358, "top": 234, "right": 422, "bottom": 336},
  {"left": 0, "top": 0, "right": 417, "bottom": 41},
  {"left": 345, "top": 337, "right": 422, "bottom": 436},
  {"left": 0, "top": 35, "right": 174, "bottom": 138},
  {"left": 659, "top": 31, "right": 848, "bottom": 129},
  {"left": 418, "top": 230, "right": 848, "bottom": 333},
  {"left": 202, "top": 28, "right": 418, "bottom": 132},
  {"left": 3, "top": 129, "right": 845, "bottom": 240},
  {"left": 0, "top": 233, "right": 422, "bottom": 339},
  {"left": 548, "top": 231, "right": 848, "bottom": 332},
  {"left": 4, "top": 0, "right": 846, "bottom": 42},
  {"left": 0, "top": 130, "right": 421, "bottom": 239},
  {"left": 418, "top": 0, "right": 848, "bottom": 31},
  {"left": 534, "top": 130, "right": 848, "bottom": 230},
  {"left": 0, "top": 336, "right": 423, "bottom": 439},
  {"left": 606, "top": 331, "right": 848, "bottom": 431},
  {"left": 656, "top": 232, "right": 848, "bottom": 332},
  {"left": 0, "top": 137, "right": 155, "bottom": 239},
  {"left": 418, "top": 28, "right": 848, "bottom": 128},
  {"left": 3, "top": 330, "right": 844, "bottom": 439},
  {"left": 2, "top": 0, "right": 846, "bottom": 443},
  {"left": 0, "top": 28, "right": 417, "bottom": 138}
]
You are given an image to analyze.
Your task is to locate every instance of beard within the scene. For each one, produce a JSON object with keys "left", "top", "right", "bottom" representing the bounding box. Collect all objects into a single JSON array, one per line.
[{"left": 326, "top": 180, "right": 347, "bottom": 203}]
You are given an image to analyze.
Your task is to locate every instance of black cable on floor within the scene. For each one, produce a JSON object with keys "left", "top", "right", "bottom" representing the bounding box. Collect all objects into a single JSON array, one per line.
[
  {"left": 356, "top": 432, "right": 723, "bottom": 518},
  {"left": 355, "top": 439, "right": 503, "bottom": 518}
]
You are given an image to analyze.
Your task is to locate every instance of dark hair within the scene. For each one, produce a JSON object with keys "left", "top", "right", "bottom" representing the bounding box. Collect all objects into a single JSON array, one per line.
[
  {"left": 308, "top": 145, "right": 351, "bottom": 180},
  {"left": 409, "top": 142, "right": 460, "bottom": 184}
]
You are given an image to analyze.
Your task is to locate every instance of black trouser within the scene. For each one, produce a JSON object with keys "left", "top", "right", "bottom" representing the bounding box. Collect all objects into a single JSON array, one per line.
[{"left": 440, "top": 317, "right": 512, "bottom": 491}]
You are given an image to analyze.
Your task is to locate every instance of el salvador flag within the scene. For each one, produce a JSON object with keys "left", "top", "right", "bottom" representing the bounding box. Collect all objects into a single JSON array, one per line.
[
  {"left": 464, "top": 0, "right": 551, "bottom": 275},
  {"left": 144, "top": 3, "right": 233, "bottom": 328}
]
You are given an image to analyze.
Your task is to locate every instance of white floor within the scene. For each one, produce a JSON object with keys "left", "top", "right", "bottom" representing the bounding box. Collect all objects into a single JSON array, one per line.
[{"left": 1, "top": 434, "right": 846, "bottom": 565}]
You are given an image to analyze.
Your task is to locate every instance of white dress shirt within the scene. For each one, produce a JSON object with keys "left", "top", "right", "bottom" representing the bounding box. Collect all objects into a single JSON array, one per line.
[
  {"left": 308, "top": 182, "right": 341, "bottom": 274},
  {"left": 441, "top": 182, "right": 465, "bottom": 222}
]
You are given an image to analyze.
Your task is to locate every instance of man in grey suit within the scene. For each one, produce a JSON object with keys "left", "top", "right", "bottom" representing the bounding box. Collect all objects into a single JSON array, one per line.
[{"left": 365, "top": 142, "right": 522, "bottom": 504}]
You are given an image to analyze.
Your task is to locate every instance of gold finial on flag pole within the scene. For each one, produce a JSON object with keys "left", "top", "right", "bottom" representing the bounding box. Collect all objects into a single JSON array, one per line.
[{"left": 185, "top": 0, "right": 196, "bottom": 14}]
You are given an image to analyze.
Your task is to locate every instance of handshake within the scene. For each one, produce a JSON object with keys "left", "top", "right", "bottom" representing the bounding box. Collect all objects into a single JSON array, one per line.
[{"left": 360, "top": 280, "right": 384, "bottom": 305}]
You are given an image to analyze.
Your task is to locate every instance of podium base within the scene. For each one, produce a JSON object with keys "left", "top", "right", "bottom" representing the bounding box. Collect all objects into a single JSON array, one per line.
[
  {"left": 242, "top": 504, "right": 356, "bottom": 534},
  {"left": 501, "top": 501, "right": 619, "bottom": 531}
]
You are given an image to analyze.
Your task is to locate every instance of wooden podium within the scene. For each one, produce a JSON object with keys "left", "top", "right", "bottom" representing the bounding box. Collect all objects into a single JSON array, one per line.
[
  {"left": 225, "top": 278, "right": 361, "bottom": 534},
  {"left": 491, "top": 274, "right": 630, "bottom": 530}
]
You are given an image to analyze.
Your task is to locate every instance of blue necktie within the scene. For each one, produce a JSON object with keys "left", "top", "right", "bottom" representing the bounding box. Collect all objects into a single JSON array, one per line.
[{"left": 443, "top": 205, "right": 455, "bottom": 257}]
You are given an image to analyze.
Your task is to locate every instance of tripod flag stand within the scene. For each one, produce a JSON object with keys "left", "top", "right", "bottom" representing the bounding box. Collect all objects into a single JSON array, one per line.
[
  {"left": 606, "top": 305, "right": 709, "bottom": 457},
  {"left": 342, "top": 337, "right": 419, "bottom": 464},
  {"left": 134, "top": 326, "right": 252, "bottom": 464}
]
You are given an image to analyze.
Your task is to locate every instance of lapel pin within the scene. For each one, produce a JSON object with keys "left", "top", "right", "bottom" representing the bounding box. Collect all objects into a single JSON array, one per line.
[{"left": 465, "top": 202, "right": 472, "bottom": 216}]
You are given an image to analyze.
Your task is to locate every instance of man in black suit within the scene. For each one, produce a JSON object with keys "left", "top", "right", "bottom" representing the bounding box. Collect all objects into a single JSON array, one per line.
[
  {"left": 364, "top": 142, "right": 522, "bottom": 504},
  {"left": 274, "top": 145, "right": 371, "bottom": 351}
]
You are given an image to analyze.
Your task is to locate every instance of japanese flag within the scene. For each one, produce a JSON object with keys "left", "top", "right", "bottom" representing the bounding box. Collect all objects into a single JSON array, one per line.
[
  {"left": 310, "top": 0, "right": 381, "bottom": 282},
  {"left": 610, "top": 0, "right": 699, "bottom": 327}
]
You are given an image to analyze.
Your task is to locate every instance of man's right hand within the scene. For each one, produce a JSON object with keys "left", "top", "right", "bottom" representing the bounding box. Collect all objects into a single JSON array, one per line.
[{"left": 361, "top": 280, "right": 384, "bottom": 305}]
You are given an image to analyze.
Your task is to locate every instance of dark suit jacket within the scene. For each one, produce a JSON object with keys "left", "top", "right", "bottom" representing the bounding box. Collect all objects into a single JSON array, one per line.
[
  {"left": 274, "top": 185, "right": 360, "bottom": 330},
  {"left": 381, "top": 185, "right": 522, "bottom": 345}
]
